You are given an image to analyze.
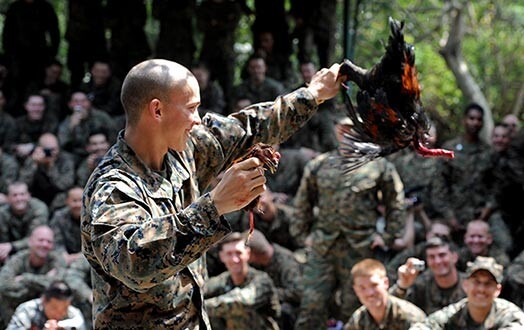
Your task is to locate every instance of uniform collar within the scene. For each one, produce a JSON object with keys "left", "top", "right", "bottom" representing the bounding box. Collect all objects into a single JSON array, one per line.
[{"left": 113, "top": 132, "right": 190, "bottom": 199}]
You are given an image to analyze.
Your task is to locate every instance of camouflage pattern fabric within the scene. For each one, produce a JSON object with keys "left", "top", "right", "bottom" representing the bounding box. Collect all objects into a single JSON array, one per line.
[
  {"left": 432, "top": 136, "right": 494, "bottom": 223},
  {"left": 0, "top": 111, "right": 17, "bottom": 150},
  {"left": 205, "top": 267, "right": 281, "bottom": 330},
  {"left": 0, "top": 151, "right": 18, "bottom": 194},
  {"left": 292, "top": 156, "right": 405, "bottom": 329},
  {"left": 456, "top": 245, "right": 510, "bottom": 273},
  {"left": 390, "top": 271, "right": 466, "bottom": 315},
  {"left": 502, "top": 250, "right": 524, "bottom": 309},
  {"left": 18, "top": 151, "right": 76, "bottom": 207},
  {"left": 6, "top": 298, "right": 86, "bottom": 330},
  {"left": 410, "top": 298, "right": 524, "bottom": 329},
  {"left": 0, "top": 250, "right": 66, "bottom": 326},
  {"left": 49, "top": 206, "right": 81, "bottom": 254},
  {"left": 81, "top": 88, "right": 320, "bottom": 329},
  {"left": 0, "top": 198, "right": 49, "bottom": 252},
  {"left": 57, "top": 108, "right": 116, "bottom": 158},
  {"left": 344, "top": 295, "right": 425, "bottom": 330},
  {"left": 64, "top": 256, "right": 92, "bottom": 329}
]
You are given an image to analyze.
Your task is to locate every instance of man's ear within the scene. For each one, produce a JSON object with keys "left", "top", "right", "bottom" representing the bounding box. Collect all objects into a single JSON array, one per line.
[{"left": 148, "top": 99, "right": 162, "bottom": 120}]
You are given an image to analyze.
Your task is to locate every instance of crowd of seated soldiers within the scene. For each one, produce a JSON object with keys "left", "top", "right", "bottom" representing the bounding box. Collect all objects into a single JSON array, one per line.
[{"left": 1, "top": 0, "right": 523, "bottom": 329}]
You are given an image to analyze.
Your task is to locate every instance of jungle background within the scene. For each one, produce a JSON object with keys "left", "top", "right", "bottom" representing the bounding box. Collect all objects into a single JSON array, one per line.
[{"left": 1, "top": 0, "right": 523, "bottom": 143}]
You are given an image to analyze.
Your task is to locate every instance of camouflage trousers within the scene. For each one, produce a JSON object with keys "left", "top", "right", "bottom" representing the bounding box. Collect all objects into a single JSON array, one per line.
[{"left": 294, "top": 236, "right": 372, "bottom": 330}]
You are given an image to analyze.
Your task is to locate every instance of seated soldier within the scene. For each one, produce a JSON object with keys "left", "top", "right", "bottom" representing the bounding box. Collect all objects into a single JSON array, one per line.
[
  {"left": 390, "top": 236, "right": 466, "bottom": 314},
  {"left": 387, "top": 220, "right": 451, "bottom": 282},
  {"left": 248, "top": 229, "right": 302, "bottom": 329},
  {"left": 64, "top": 256, "right": 92, "bottom": 330},
  {"left": 75, "top": 130, "right": 110, "bottom": 187},
  {"left": 0, "top": 225, "right": 67, "bottom": 328},
  {"left": 344, "top": 258, "right": 425, "bottom": 330},
  {"left": 456, "top": 219, "right": 510, "bottom": 272},
  {"left": 7, "top": 280, "right": 86, "bottom": 330},
  {"left": 18, "top": 132, "right": 76, "bottom": 209},
  {"left": 238, "top": 189, "right": 300, "bottom": 251},
  {"left": 411, "top": 256, "right": 524, "bottom": 329},
  {"left": 204, "top": 232, "right": 281, "bottom": 330},
  {"left": 0, "top": 181, "right": 49, "bottom": 264},
  {"left": 49, "top": 186, "right": 83, "bottom": 266}
]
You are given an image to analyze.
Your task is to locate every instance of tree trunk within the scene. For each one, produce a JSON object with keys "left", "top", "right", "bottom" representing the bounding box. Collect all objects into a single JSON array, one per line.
[{"left": 439, "top": 0, "right": 493, "bottom": 144}]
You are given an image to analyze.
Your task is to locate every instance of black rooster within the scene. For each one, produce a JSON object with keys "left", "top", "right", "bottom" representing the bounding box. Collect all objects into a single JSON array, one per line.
[{"left": 337, "top": 17, "right": 453, "bottom": 173}]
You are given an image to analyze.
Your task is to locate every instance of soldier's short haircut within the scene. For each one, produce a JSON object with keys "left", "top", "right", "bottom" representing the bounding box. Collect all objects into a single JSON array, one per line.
[
  {"left": 121, "top": 59, "right": 192, "bottom": 126},
  {"left": 464, "top": 102, "right": 484, "bottom": 117},
  {"left": 7, "top": 181, "right": 28, "bottom": 194},
  {"left": 43, "top": 280, "right": 73, "bottom": 301},
  {"left": 243, "top": 229, "right": 270, "bottom": 253},
  {"left": 351, "top": 258, "right": 387, "bottom": 283},
  {"left": 217, "top": 232, "right": 247, "bottom": 251},
  {"left": 424, "top": 236, "right": 457, "bottom": 254}
]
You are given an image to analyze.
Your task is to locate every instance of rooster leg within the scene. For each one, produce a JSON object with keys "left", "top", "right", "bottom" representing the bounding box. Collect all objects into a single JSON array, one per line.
[{"left": 339, "top": 59, "right": 368, "bottom": 89}]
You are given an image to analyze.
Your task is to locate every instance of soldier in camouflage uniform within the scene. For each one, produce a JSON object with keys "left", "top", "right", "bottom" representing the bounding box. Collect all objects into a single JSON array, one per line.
[
  {"left": 344, "top": 259, "right": 425, "bottom": 330},
  {"left": 75, "top": 130, "right": 110, "bottom": 187},
  {"left": 386, "top": 220, "right": 451, "bottom": 283},
  {"left": 7, "top": 280, "right": 86, "bottom": 330},
  {"left": 281, "top": 61, "right": 338, "bottom": 154},
  {"left": 232, "top": 55, "right": 286, "bottom": 106},
  {"left": 0, "top": 90, "right": 17, "bottom": 151},
  {"left": 49, "top": 187, "right": 83, "bottom": 266},
  {"left": 248, "top": 229, "right": 302, "bottom": 329},
  {"left": 0, "top": 181, "right": 49, "bottom": 264},
  {"left": 205, "top": 232, "right": 281, "bottom": 330},
  {"left": 191, "top": 62, "right": 227, "bottom": 117},
  {"left": 266, "top": 147, "right": 314, "bottom": 203},
  {"left": 432, "top": 103, "right": 511, "bottom": 251},
  {"left": 18, "top": 133, "right": 76, "bottom": 208},
  {"left": 236, "top": 190, "right": 300, "bottom": 251},
  {"left": 410, "top": 256, "right": 524, "bottom": 329},
  {"left": 456, "top": 220, "right": 510, "bottom": 272},
  {"left": 503, "top": 249, "right": 524, "bottom": 309},
  {"left": 13, "top": 93, "right": 59, "bottom": 163},
  {"left": 0, "top": 226, "right": 66, "bottom": 328},
  {"left": 80, "top": 59, "right": 342, "bottom": 328},
  {"left": 390, "top": 237, "right": 466, "bottom": 314},
  {"left": 64, "top": 256, "right": 92, "bottom": 329},
  {"left": 292, "top": 118, "right": 406, "bottom": 329},
  {"left": 57, "top": 91, "right": 116, "bottom": 161},
  {"left": 0, "top": 147, "right": 19, "bottom": 204}
]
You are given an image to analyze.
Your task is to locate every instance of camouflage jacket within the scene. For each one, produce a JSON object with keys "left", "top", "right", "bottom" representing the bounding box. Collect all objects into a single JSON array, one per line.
[
  {"left": 291, "top": 155, "right": 405, "bottom": 256},
  {"left": 0, "top": 111, "right": 17, "bottom": 151},
  {"left": 254, "top": 243, "right": 302, "bottom": 306},
  {"left": 81, "top": 88, "right": 319, "bottom": 329},
  {"left": 57, "top": 108, "right": 116, "bottom": 158},
  {"left": 0, "top": 249, "right": 66, "bottom": 299},
  {"left": 432, "top": 136, "right": 495, "bottom": 222},
  {"left": 0, "top": 151, "right": 18, "bottom": 194},
  {"left": 64, "top": 255, "right": 92, "bottom": 303},
  {"left": 456, "top": 246, "right": 510, "bottom": 273},
  {"left": 344, "top": 295, "right": 425, "bottom": 330},
  {"left": 6, "top": 298, "right": 86, "bottom": 330},
  {"left": 410, "top": 298, "right": 524, "bottom": 329},
  {"left": 0, "top": 198, "right": 49, "bottom": 252},
  {"left": 49, "top": 206, "right": 82, "bottom": 254},
  {"left": 390, "top": 271, "right": 466, "bottom": 315},
  {"left": 205, "top": 267, "right": 281, "bottom": 330}
]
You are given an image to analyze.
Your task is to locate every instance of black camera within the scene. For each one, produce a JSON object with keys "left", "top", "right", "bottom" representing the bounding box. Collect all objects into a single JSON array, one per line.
[{"left": 43, "top": 148, "right": 53, "bottom": 157}]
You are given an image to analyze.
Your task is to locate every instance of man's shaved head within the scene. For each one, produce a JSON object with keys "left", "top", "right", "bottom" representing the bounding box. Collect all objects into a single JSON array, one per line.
[{"left": 121, "top": 59, "right": 195, "bottom": 126}]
